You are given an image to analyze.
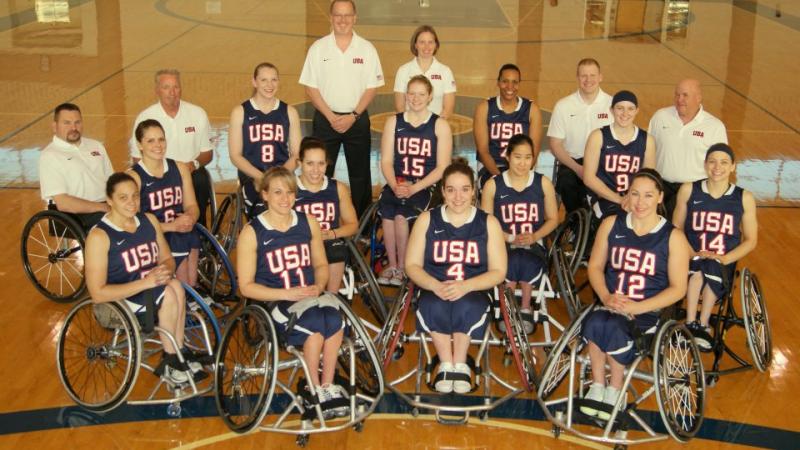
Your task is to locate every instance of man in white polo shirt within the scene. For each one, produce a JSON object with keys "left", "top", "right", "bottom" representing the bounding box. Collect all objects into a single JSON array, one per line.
[
  {"left": 547, "top": 58, "right": 613, "bottom": 213},
  {"left": 129, "top": 69, "right": 214, "bottom": 226},
  {"left": 299, "top": 0, "right": 384, "bottom": 218},
  {"left": 648, "top": 78, "right": 728, "bottom": 217},
  {"left": 39, "top": 103, "right": 113, "bottom": 229}
]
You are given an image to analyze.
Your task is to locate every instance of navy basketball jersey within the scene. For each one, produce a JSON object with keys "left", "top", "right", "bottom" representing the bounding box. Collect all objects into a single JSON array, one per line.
[
  {"left": 95, "top": 214, "right": 160, "bottom": 286},
  {"left": 487, "top": 97, "right": 532, "bottom": 166},
  {"left": 684, "top": 180, "right": 744, "bottom": 255},
  {"left": 240, "top": 99, "right": 291, "bottom": 182},
  {"left": 394, "top": 112, "right": 439, "bottom": 181},
  {"left": 424, "top": 206, "right": 489, "bottom": 281},
  {"left": 595, "top": 125, "right": 647, "bottom": 195},
  {"left": 251, "top": 211, "right": 315, "bottom": 289},
  {"left": 604, "top": 213, "right": 673, "bottom": 301},
  {"left": 294, "top": 176, "right": 340, "bottom": 231},
  {"left": 133, "top": 159, "right": 184, "bottom": 223},
  {"left": 493, "top": 171, "right": 545, "bottom": 236}
]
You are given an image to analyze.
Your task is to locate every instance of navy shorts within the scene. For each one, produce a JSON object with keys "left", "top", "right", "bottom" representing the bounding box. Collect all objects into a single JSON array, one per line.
[
  {"left": 242, "top": 178, "right": 267, "bottom": 219},
  {"left": 167, "top": 229, "right": 200, "bottom": 267},
  {"left": 506, "top": 245, "right": 546, "bottom": 284},
  {"left": 589, "top": 195, "right": 622, "bottom": 220},
  {"left": 271, "top": 301, "right": 344, "bottom": 347},
  {"left": 416, "top": 290, "right": 491, "bottom": 339},
  {"left": 126, "top": 285, "right": 167, "bottom": 322},
  {"left": 378, "top": 184, "right": 430, "bottom": 220},
  {"left": 689, "top": 257, "right": 734, "bottom": 299},
  {"left": 582, "top": 308, "right": 659, "bottom": 365},
  {"left": 324, "top": 238, "right": 348, "bottom": 264}
]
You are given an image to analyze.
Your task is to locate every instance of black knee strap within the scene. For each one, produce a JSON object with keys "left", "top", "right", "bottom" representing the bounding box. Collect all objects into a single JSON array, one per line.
[{"left": 141, "top": 290, "right": 156, "bottom": 334}]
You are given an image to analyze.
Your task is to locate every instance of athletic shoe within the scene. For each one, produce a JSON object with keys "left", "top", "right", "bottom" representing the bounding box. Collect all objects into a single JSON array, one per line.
[
  {"left": 327, "top": 384, "right": 351, "bottom": 417},
  {"left": 687, "top": 322, "right": 713, "bottom": 351},
  {"left": 162, "top": 364, "right": 190, "bottom": 385},
  {"left": 579, "top": 382, "right": 605, "bottom": 417},
  {"left": 316, "top": 385, "right": 336, "bottom": 420},
  {"left": 390, "top": 268, "right": 405, "bottom": 286},
  {"left": 598, "top": 386, "right": 627, "bottom": 421},
  {"left": 434, "top": 362, "right": 455, "bottom": 393},
  {"left": 520, "top": 308, "right": 535, "bottom": 334},
  {"left": 452, "top": 363, "right": 472, "bottom": 394},
  {"left": 377, "top": 267, "right": 396, "bottom": 285}
]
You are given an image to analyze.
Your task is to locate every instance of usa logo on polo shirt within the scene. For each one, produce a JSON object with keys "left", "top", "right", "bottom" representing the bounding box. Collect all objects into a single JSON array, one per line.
[
  {"left": 693, "top": 130, "right": 704, "bottom": 138},
  {"left": 352, "top": 57, "right": 364, "bottom": 64},
  {"left": 185, "top": 126, "right": 196, "bottom": 133},
  {"left": 91, "top": 151, "right": 101, "bottom": 157},
  {"left": 598, "top": 113, "right": 609, "bottom": 119},
  {"left": 430, "top": 74, "right": 442, "bottom": 80}
]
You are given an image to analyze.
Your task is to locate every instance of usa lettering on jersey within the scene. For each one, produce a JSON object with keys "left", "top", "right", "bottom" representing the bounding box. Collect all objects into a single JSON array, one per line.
[
  {"left": 604, "top": 154, "right": 641, "bottom": 192},
  {"left": 149, "top": 186, "right": 183, "bottom": 222},
  {"left": 500, "top": 203, "right": 539, "bottom": 234},
  {"left": 396, "top": 137, "right": 432, "bottom": 157},
  {"left": 610, "top": 246, "right": 656, "bottom": 300},
  {"left": 266, "top": 244, "right": 311, "bottom": 274},
  {"left": 691, "top": 211, "right": 735, "bottom": 254},
  {"left": 295, "top": 202, "right": 336, "bottom": 230},
  {"left": 490, "top": 122, "right": 523, "bottom": 147},
  {"left": 432, "top": 240, "right": 480, "bottom": 281},
  {"left": 248, "top": 123, "right": 285, "bottom": 143},
  {"left": 121, "top": 242, "right": 159, "bottom": 273}
]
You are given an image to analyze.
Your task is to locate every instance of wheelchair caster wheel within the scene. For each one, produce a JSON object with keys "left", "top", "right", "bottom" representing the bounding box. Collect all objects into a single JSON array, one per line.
[
  {"left": 167, "top": 403, "right": 181, "bottom": 418},
  {"left": 478, "top": 411, "right": 488, "bottom": 422},
  {"left": 393, "top": 346, "right": 404, "bottom": 361},
  {"left": 552, "top": 425, "right": 561, "bottom": 438},
  {"left": 296, "top": 434, "right": 309, "bottom": 447},
  {"left": 613, "top": 445, "right": 627, "bottom": 450},
  {"left": 502, "top": 355, "right": 512, "bottom": 367},
  {"left": 354, "top": 421, "right": 364, "bottom": 432},
  {"left": 706, "top": 375, "right": 719, "bottom": 387},
  {"left": 411, "top": 407, "right": 420, "bottom": 418}
]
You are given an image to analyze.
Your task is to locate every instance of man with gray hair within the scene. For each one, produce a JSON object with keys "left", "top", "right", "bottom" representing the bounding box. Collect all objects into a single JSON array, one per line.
[
  {"left": 648, "top": 78, "right": 728, "bottom": 217},
  {"left": 129, "top": 69, "right": 214, "bottom": 226}
]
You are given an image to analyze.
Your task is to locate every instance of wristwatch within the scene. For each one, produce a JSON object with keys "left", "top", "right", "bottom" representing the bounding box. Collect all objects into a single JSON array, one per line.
[
  {"left": 192, "top": 160, "right": 200, "bottom": 170},
  {"left": 351, "top": 111, "right": 361, "bottom": 120}
]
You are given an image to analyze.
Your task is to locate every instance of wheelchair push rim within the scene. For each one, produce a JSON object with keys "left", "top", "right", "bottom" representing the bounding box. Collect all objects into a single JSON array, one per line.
[
  {"left": 536, "top": 304, "right": 591, "bottom": 400},
  {"left": 741, "top": 269, "right": 772, "bottom": 373},
  {"left": 56, "top": 300, "right": 141, "bottom": 412},
  {"left": 21, "top": 210, "right": 87, "bottom": 303},
  {"left": 499, "top": 287, "right": 537, "bottom": 391},
  {"left": 653, "top": 321, "right": 705, "bottom": 442},
  {"left": 214, "top": 304, "right": 278, "bottom": 433}
]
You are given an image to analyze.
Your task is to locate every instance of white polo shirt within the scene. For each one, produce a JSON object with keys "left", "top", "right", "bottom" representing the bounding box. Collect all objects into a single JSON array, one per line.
[
  {"left": 129, "top": 100, "right": 212, "bottom": 162},
  {"left": 547, "top": 89, "right": 613, "bottom": 159},
  {"left": 393, "top": 57, "right": 456, "bottom": 116},
  {"left": 39, "top": 136, "right": 113, "bottom": 202},
  {"left": 299, "top": 31, "right": 384, "bottom": 113},
  {"left": 648, "top": 105, "right": 728, "bottom": 183}
]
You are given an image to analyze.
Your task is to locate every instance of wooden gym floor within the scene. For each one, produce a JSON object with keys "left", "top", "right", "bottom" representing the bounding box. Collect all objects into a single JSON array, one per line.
[{"left": 0, "top": 0, "right": 798, "bottom": 448}]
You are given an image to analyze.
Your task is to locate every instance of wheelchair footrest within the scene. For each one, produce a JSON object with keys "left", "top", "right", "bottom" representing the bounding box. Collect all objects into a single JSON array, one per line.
[{"left": 574, "top": 399, "right": 634, "bottom": 430}]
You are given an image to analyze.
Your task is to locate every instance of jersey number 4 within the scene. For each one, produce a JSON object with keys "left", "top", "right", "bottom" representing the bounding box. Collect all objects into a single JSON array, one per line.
[{"left": 447, "top": 263, "right": 465, "bottom": 281}]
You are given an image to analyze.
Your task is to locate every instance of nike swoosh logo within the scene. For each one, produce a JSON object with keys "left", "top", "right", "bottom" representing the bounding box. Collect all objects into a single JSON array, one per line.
[
  {"left": 116, "top": 239, "right": 125, "bottom": 245},
  {"left": 605, "top": 145, "right": 615, "bottom": 149},
  {"left": 434, "top": 229, "right": 444, "bottom": 234},
  {"left": 569, "top": 114, "right": 576, "bottom": 117},
  {"left": 248, "top": 116, "right": 257, "bottom": 120},
  {"left": 295, "top": 198, "right": 303, "bottom": 202},
  {"left": 693, "top": 200, "right": 702, "bottom": 204},
  {"left": 614, "top": 235, "right": 625, "bottom": 239},
  {"left": 500, "top": 194, "right": 510, "bottom": 199},
  {"left": 263, "top": 239, "right": 274, "bottom": 246},
  {"left": 145, "top": 182, "right": 155, "bottom": 187},
  {"left": 662, "top": 125, "right": 669, "bottom": 129},
  {"left": 490, "top": 115, "right": 500, "bottom": 118},
  {"left": 66, "top": 157, "right": 73, "bottom": 161},
  {"left": 396, "top": 128, "right": 405, "bottom": 132},
  {"left": 323, "top": 58, "right": 330, "bottom": 62}
]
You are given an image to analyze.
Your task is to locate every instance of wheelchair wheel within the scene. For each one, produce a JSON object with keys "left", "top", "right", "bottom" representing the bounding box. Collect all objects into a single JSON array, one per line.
[
  {"left": 195, "top": 224, "right": 241, "bottom": 320},
  {"left": 56, "top": 300, "right": 140, "bottom": 412},
  {"left": 21, "top": 210, "right": 87, "bottom": 303},
  {"left": 211, "top": 192, "right": 244, "bottom": 254},
  {"left": 548, "top": 208, "right": 590, "bottom": 276},
  {"left": 184, "top": 284, "right": 222, "bottom": 359},
  {"left": 653, "top": 321, "right": 705, "bottom": 443},
  {"left": 337, "top": 297, "right": 385, "bottom": 397},
  {"left": 376, "top": 282, "right": 413, "bottom": 369},
  {"left": 354, "top": 201, "right": 381, "bottom": 250},
  {"left": 553, "top": 247, "right": 582, "bottom": 320},
  {"left": 347, "top": 240, "right": 388, "bottom": 325},
  {"left": 740, "top": 269, "right": 772, "bottom": 372},
  {"left": 536, "top": 304, "right": 592, "bottom": 399},
  {"left": 215, "top": 304, "right": 278, "bottom": 433},
  {"left": 499, "top": 287, "right": 537, "bottom": 391}
]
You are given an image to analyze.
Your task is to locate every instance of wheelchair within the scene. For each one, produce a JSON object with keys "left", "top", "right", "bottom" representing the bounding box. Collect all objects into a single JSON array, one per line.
[
  {"left": 20, "top": 206, "right": 97, "bottom": 303},
  {"left": 213, "top": 293, "right": 384, "bottom": 447},
  {"left": 210, "top": 183, "right": 247, "bottom": 254},
  {"left": 376, "top": 282, "right": 536, "bottom": 424},
  {"left": 682, "top": 261, "right": 772, "bottom": 384},
  {"left": 195, "top": 222, "right": 243, "bottom": 321},
  {"left": 56, "top": 282, "right": 221, "bottom": 417},
  {"left": 536, "top": 303, "right": 705, "bottom": 448}
]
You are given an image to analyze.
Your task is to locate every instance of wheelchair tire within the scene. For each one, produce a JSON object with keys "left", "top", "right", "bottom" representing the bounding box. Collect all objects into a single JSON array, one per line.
[
  {"left": 376, "top": 282, "right": 414, "bottom": 369},
  {"left": 653, "top": 321, "right": 705, "bottom": 443},
  {"left": 214, "top": 304, "right": 278, "bottom": 433},
  {"left": 56, "top": 300, "right": 140, "bottom": 412},
  {"left": 195, "top": 223, "right": 241, "bottom": 321},
  {"left": 184, "top": 283, "right": 222, "bottom": 360},
  {"left": 211, "top": 192, "right": 244, "bottom": 254},
  {"left": 553, "top": 247, "right": 582, "bottom": 321},
  {"left": 536, "top": 304, "right": 592, "bottom": 399},
  {"left": 547, "top": 208, "right": 590, "bottom": 276},
  {"left": 346, "top": 239, "right": 388, "bottom": 325},
  {"left": 21, "top": 210, "right": 87, "bottom": 303},
  {"left": 740, "top": 269, "right": 772, "bottom": 372},
  {"left": 354, "top": 201, "right": 381, "bottom": 248},
  {"left": 499, "top": 287, "right": 537, "bottom": 391},
  {"left": 337, "top": 296, "right": 385, "bottom": 398}
]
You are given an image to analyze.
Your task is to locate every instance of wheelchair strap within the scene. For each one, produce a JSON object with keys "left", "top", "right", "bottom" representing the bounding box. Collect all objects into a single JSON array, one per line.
[{"left": 141, "top": 289, "right": 156, "bottom": 334}]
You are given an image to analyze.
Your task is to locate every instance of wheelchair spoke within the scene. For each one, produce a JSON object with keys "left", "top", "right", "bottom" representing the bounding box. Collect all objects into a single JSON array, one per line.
[{"left": 34, "top": 221, "right": 54, "bottom": 253}]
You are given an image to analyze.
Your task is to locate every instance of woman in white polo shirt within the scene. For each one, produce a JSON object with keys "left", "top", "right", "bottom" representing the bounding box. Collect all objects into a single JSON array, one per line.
[{"left": 393, "top": 25, "right": 456, "bottom": 119}]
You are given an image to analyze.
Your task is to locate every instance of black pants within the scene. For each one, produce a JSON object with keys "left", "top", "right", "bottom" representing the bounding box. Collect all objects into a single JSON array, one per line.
[
  {"left": 192, "top": 166, "right": 212, "bottom": 228},
  {"left": 555, "top": 158, "right": 588, "bottom": 213},
  {"left": 313, "top": 110, "right": 372, "bottom": 218},
  {"left": 662, "top": 180, "right": 682, "bottom": 222}
]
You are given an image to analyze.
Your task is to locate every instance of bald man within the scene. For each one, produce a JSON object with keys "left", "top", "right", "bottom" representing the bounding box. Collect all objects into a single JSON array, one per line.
[{"left": 648, "top": 79, "right": 728, "bottom": 217}]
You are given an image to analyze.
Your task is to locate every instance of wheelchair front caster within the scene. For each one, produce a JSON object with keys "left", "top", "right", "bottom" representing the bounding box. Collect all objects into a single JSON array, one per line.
[
  {"left": 393, "top": 345, "right": 405, "bottom": 361},
  {"left": 411, "top": 407, "right": 420, "bottom": 418},
  {"left": 706, "top": 375, "right": 719, "bottom": 387},
  {"left": 167, "top": 403, "right": 181, "bottom": 418},
  {"left": 613, "top": 444, "right": 627, "bottom": 450},
  {"left": 552, "top": 424, "right": 561, "bottom": 438},
  {"left": 478, "top": 411, "right": 489, "bottom": 422},
  {"left": 353, "top": 421, "right": 364, "bottom": 432},
  {"left": 296, "top": 434, "right": 309, "bottom": 447}
]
